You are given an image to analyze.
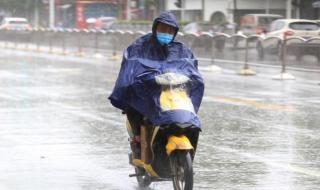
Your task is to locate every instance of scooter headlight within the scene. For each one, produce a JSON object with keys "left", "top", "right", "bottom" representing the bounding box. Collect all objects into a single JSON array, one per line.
[{"left": 155, "top": 73, "right": 190, "bottom": 86}]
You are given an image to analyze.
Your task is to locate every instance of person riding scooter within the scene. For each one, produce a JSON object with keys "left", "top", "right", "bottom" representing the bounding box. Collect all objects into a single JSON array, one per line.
[
  {"left": 109, "top": 11, "right": 204, "bottom": 189},
  {"left": 109, "top": 11, "right": 201, "bottom": 159}
]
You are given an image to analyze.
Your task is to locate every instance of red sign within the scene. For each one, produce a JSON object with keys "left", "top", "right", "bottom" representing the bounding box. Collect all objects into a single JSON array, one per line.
[
  {"left": 76, "top": 2, "right": 87, "bottom": 29},
  {"left": 75, "top": 0, "right": 118, "bottom": 29}
]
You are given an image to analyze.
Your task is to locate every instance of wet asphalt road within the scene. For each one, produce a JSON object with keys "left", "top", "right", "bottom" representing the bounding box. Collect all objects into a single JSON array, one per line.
[{"left": 0, "top": 50, "right": 320, "bottom": 190}]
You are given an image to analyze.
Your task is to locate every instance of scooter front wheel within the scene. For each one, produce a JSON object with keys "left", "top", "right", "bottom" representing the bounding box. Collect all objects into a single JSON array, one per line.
[{"left": 170, "top": 151, "right": 193, "bottom": 190}]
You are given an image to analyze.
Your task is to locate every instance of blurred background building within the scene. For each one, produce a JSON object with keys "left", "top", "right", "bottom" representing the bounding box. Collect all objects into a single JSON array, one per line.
[
  {"left": 0, "top": 0, "right": 319, "bottom": 28},
  {"left": 166, "top": 0, "right": 319, "bottom": 23},
  {"left": 51, "top": 0, "right": 164, "bottom": 28}
]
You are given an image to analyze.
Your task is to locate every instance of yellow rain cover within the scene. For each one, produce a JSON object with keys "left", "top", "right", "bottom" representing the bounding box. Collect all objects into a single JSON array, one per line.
[{"left": 160, "top": 89, "right": 194, "bottom": 112}]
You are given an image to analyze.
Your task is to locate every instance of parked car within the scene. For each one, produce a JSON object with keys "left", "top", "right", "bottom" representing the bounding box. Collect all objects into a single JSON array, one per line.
[
  {"left": 240, "top": 14, "right": 283, "bottom": 36},
  {"left": 0, "top": 17, "right": 31, "bottom": 30},
  {"left": 183, "top": 22, "right": 234, "bottom": 35},
  {"left": 86, "top": 17, "right": 116, "bottom": 30},
  {"left": 256, "top": 19, "right": 320, "bottom": 60},
  {"left": 95, "top": 17, "right": 116, "bottom": 30},
  {"left": 231, "top": 14, "right": 283, "bottom": 48}
]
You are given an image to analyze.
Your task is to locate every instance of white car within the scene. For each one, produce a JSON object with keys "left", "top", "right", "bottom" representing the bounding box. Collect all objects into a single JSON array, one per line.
[
  {"left": 257, "top": 19, "right": 320, "bottom": 60},
  {"left": 0, "top": 17, "right": 31, "bottom": 30},
  {"left": 240, "top": 14, "right": 283, "bottom": 36}
]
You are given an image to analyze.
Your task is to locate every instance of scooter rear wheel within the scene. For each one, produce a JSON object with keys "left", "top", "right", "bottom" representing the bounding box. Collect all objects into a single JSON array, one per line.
[
  {"left": 135, "top": 167, "right": 152, "bottom": 188},
  {"left": 170, "top": 151, "right": 193, "bottom": 190}
]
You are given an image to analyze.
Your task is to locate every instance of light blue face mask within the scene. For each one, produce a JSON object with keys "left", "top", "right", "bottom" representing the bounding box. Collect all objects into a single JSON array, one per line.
[{"left": 156, "top": 32, "right": 174, "bottom": 45}]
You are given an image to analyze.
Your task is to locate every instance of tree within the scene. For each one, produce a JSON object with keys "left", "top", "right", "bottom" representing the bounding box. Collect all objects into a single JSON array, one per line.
[
  {"left": 0, "top": 0, "right": 36, "bottom": 16},
  {"left": 0, "top": 0, "right": 43, "bottom": 26}
]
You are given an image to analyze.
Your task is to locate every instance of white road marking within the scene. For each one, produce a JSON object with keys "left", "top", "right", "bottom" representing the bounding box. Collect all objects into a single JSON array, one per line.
[
  {"left": 0, "top": 94, "right": 18, "bottom": 101},
  {"left": 40, "top": 68, "right": 82, "bottom": 73},
  {"left": 0, "top": 70, "right": 27, "bottom": 79},
  {"left": 202, "top": 95, "right": 295, "bottom": 112},
  {"left": 205, "top": 144, "right": 320, "bottom": 178},
  {"left": 49, "top": 102, "right": 124, "bottom": 126}
]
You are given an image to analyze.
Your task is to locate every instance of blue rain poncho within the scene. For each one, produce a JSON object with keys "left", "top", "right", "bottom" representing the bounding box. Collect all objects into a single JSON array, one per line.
[{"left": 109, "top": 12, "right": 204, "bottom": 128}]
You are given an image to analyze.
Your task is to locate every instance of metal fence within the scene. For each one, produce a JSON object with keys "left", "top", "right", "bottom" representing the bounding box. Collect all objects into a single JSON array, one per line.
[{"left": 0, "top": 28, "right": 320, "bottom": 79}]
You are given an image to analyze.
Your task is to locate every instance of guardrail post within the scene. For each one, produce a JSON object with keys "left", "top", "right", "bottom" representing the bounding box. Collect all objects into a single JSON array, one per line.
[
  {"left": 24, "top": 29, "right": 31, "bottom": 51},
  {"left": 211, "top": 38, "right": 215, "bottom": 65},
  {"left": 239, "top": 37, "right": 256, "bottom": 76},
  {"left": 79, "top": 30, "right": 84, "bottom": 56},
  {"left": 282, "top": 38, "right": 287, "bottom": 73},
  {"left": 3, "top": 30, "right": 8, "bottom": 49},
  {"left": 94, "top": 29, "right": 98, "bottom": 54},
  {"left": 101, "top": 30, "right": 107, "bottom": 57},
  {"left": 35, "top": 29, "right": 40, "bottom": 53},
  {"left": 48, "top": 29, "right": 53, "bottom": 54},
  {"left": 7, "top": 30, "right": 12, "bottom": 49},
  {"left": 75, "top": 29, "right": 85, "bottom": 57},
  {"left": 60, "top": 29, "right": 69, "bottom": 55},
  {"left": 93, "top": 29, "right": 103, "bottom": 58},
  {"left": 59, "top": 29, "right": 67, "bottom": 55},
  {"left": 35, "top": 28, "right": 42, "bottom": 52},
  {"left": 13, "top": 29, "right": 18, "bottom": 50},
  {"left": 272, "top": 36, "right": 295, "bottom": 80},
  {"left": 39, "top": 28, "right": 46, "bottom": 52},
  {"left": 318, "top": 47, "right": 320, "bottom": 65},
  {"left": 244, "top": 39, "right": 249, "bottom": 67},
  {"left": 110, "top": 31, "right": 121, "bottom": 61},
  {"left": 52, "top": 28, "right": 59, "bottom": 53},
  {"left": 202, "top": 34, "right": 222, "bottom": 72}
]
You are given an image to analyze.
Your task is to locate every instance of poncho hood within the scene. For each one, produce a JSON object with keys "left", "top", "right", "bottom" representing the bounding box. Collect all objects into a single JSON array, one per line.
[{"left": 152, "top": 11, "right": 179, "bottom": 39}]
